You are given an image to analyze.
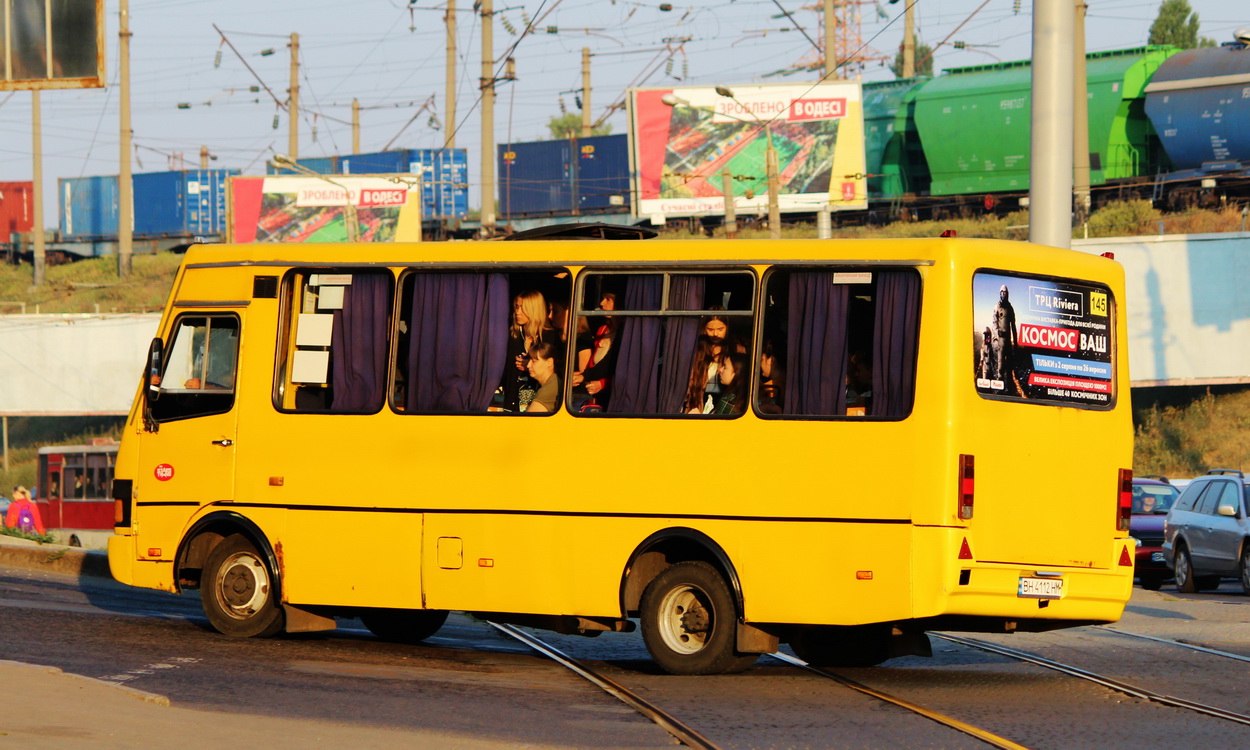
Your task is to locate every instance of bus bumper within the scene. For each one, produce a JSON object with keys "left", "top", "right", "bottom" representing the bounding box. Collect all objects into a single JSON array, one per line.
[
  {"left": 108, "top": 534, "right": 176, "bottom": 592},
  {"left": 935, "top": 559, "right": 1133, "bottom": 625}
]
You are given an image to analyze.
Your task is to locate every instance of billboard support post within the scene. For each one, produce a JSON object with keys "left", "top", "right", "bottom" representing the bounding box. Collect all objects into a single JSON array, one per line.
[{"left": 721, "top": 168, "right": 737, "bottom": 239}]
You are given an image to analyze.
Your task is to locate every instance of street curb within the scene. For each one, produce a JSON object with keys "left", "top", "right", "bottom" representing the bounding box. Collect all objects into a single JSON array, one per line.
[
  {"left": 0, "top": 538, "right": 110, "bottom": 578},
  {"left": 0, "top": 659, "right": 171, "bottom": 706}
]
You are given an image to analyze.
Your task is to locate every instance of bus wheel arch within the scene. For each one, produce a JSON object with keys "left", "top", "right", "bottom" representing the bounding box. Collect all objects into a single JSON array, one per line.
[
  {"left": 620, "top": 527, "right": 743, "bottom": 619},
  {"left": 177, "top": 512, "right": 280, "bottom": 597}
]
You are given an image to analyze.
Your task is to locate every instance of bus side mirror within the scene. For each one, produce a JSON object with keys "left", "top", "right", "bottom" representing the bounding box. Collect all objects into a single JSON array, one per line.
[{"left": 145, "top": 338, "right": 164, "bottom": 402}]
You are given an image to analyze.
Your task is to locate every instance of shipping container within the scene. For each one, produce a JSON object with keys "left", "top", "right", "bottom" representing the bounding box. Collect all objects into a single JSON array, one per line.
[
  {"left": 498, "top": 135, "right": 632, "bottom": 218},
  {"left": 409, "top": 149, "right": 469, "bottom": 219},
  {"left": 574, "top": 135, "right": 631, "bottom": 212},
  {"left": 340, "top": 150, "right": 409, "bottom": 174},
  {"left": 60, "top": 169, "right": 236, "bottom": 241},
  {"left": 0, "top": 181, "right": 34, "bottom": 244},
  {"left": 269, "top": 149, "right": 468, "bottom": 219},
  {"left": 267, "top": 156, "right": 339, "bottom": 175},
  {"left": 499, "top": 139, "right": 574, "bottom": 216},
  {"left": 1144, "top": 42, "right": 1250, "bottom": 172},
  {"left": 60, "top": 175, "right": 119, "bottom": 240},
  {"left": 912, "top": 46, "right": 1177, "bottom": 196},
  {"left": 134, "top": 169, "right": 237, "bottom": 238}
]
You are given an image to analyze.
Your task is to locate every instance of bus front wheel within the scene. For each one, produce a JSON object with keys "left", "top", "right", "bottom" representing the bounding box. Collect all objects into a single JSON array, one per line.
[
  {"left": 201, "top": 534, "right": 284, "bottom": 638},
  {"left": 640, "top": 561, "right": 757, "bottom": 675}
]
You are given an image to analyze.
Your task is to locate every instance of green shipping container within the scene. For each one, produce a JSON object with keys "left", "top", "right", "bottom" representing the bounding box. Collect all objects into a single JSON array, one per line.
[{"left": 913, "top": 46, "right": 1178, "bottom": 197}]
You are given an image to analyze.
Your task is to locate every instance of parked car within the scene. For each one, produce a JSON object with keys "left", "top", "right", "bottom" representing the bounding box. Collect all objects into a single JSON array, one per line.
[
  {"left": 1131, "top": 475, "right": 1182, "bottom": 590},
  {"left": 1162, "top": 469, "right": 1250, "bottom": 593}
]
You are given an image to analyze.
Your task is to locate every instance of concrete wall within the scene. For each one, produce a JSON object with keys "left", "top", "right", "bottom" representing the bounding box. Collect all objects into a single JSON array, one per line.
[
  {"left": 0, "top": 314, "right": 160, "bottom": 415},
  {"left": 1074, "top": 232, "right": 1250, "bottom": 387}
]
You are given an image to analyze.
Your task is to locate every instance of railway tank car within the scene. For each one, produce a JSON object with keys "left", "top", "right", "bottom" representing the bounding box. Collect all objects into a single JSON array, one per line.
[{"left": 1143, "top": 36, "right": 1250, "bottom": 208}]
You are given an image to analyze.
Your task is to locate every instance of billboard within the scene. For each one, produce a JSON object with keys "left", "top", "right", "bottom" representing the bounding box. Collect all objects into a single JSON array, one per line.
[
  {"left": 228, "top": 175, "right": 423, "bottom": 243},
  {"left": 629, "top": 82, "right": 866, "bottom": 219},
  {"left": 1, "top": 0, "right": 105, "bottom": 90}
]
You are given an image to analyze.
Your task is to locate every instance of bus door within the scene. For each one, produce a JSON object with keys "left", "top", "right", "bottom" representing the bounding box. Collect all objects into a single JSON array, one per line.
[{"left": 136, "top": 313, "right": 242, "bottom": 542}]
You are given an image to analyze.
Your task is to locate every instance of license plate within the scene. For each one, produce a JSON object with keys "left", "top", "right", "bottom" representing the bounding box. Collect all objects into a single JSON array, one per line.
[
  {"left": 1151, "top": 552, "right": 1166, "bottom": 563},
  {"left": 1018, "top": 577, "right": 1064, "bottom": 599}
]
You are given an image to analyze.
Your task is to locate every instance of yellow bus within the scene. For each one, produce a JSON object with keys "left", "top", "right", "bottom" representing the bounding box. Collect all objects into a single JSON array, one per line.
[{"left": 108, "top": 232, "right": 1136, "bottom": 675}]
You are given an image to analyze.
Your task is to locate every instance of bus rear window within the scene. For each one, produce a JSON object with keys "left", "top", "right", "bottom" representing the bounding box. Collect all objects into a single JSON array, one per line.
[{"left": 973, "top": 271, "right": 1114, "bottom": 407}]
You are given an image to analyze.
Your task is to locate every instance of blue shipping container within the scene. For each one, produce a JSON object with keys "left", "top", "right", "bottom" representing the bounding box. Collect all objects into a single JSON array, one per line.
[
  {"left": 409, "top": 149, "right": 469, "bottom": 219},
  {"left": 268, "top": 156, "right": 339, "bottom": 175},
  {"left": 499, "top": 136, "right": 631, "bottom": 217},
  {"left": 134, "top": 169, "right": 237, "bottom": 238},
  {"left": 574, "top": 134, "right": 630, "bottom": 212},
  {"left": 499, "top": 140, "right": 575, "bottom": 216},
  {"left": 59, "top": 176, "right": 119, "bottom": 240},
  {"left": 340, "top": 150, "right": 409, "bottom": 174}
]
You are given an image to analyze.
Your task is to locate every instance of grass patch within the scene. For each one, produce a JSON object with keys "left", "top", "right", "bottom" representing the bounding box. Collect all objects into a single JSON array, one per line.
[{"left": 0, "top": 252, "right": 182, "bottom": 314}]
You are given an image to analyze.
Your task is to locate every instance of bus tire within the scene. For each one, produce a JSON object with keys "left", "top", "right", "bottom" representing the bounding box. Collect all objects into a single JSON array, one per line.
[
  {"left": 1173, "top": 544, "right": 1197, "bottom": 593},
  {"left": 201, "top": 534, "right": 284, "bottom": 638},
  {"left": 360, "top": 608, "right": 449, "bottom": 644},
  {"left": 640, "top": 561, "right": 757, "bottom": 675},
  {"left": 789, "top": 624, "right": 891, "bottom": 668},
  {"left": 1240, "top": 548, "right": 1250, "bottom": 596}
]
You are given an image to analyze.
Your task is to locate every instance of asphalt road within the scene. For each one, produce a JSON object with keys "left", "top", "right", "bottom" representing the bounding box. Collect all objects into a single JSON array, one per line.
[{"left": 3, "top": 561, "right": 1250, "bottom": 748}]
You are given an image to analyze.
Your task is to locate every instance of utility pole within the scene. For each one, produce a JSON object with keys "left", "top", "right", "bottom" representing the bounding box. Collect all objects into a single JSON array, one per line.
[
  {"left": 1072, "top": 0, "right": 1091, "bottom": 225},
  {"left": 200, "top": 145, "right": 209, "bottom": 169},
  {"left": 903, "top": 1, "right": 916, "bottom": 78},
  {"left": 479, "top": 0, "right": 496, "bottom": 236},
  {"left": 32, "top": 92, "right": 45, "bottom": 286},
  {"left": 823, "top": 0, "right": 838, "bottom": 79},
  {"left": 289, "top": 33, "right": 300, "bottom": 160},
  {"left": 581, "top": 47, "right": 592, "bottom": 136},
  {"left": 445, "top": 0, "right": 456, "bottom": 149},
  {"left": 1029, "top": 0, "right": 1074, "bottom": 249},
  {"left": 721, "top": 168, "right": 737, "bottom": 239},
  {"left": 352, "top": 99, "right": 361, "bottom": 154},
  {"left": 119, "top": 0, "right": 133, "bottom": 278}
]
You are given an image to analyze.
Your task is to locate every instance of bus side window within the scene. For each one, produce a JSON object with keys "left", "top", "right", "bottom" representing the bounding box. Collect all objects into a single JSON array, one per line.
[
  {"left": 759, "top": 268, "right": 920, "bottom": 419},
  {"left": 572, "top": 271, "right": 755, "bottom": 416},
  {"left": 278, "top": 272, "right": 393, "bottom": 414},
  {"left": 150, "top": 315, "right": 239, "bottom": 423}
]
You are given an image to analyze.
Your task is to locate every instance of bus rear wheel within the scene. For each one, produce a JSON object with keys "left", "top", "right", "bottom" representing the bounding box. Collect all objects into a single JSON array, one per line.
[
  {"left": 640, "top": 561, "right": 757, "bottom": 675},
  {"left": 359, "top": 608, "right": 449, "bottom": 644},
  {"left": 790, "top": 624, "right": 891, "bottom": 668},
  {"left": 201, "top": 534, "right": 284, "bottom": 638}
]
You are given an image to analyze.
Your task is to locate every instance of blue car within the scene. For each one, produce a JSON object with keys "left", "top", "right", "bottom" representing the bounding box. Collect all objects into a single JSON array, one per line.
[{"left": 1131, "top": 476, "right": 1181, "bottom": 590}]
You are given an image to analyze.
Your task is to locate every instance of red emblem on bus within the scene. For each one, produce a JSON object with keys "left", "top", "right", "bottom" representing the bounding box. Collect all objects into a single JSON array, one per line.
[{"left": 154, "top": 464, "right": 175, "bottom": 481}]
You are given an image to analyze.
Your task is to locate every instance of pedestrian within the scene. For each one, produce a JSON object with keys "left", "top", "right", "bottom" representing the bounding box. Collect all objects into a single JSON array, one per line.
[{"left": 5, "top": 486, "right": 46, "bottom": 536}]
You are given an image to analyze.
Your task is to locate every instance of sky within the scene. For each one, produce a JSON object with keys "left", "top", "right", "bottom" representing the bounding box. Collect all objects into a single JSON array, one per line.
[{"left": 1, "top": 0, "right": 1247, "bottom": 218}]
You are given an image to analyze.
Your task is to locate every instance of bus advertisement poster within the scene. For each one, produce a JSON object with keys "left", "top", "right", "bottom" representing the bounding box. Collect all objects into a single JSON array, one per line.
[
  {"left": 628, "top": 81, "right": 867, "bottom": 220},
  {"left": 227, "top": 175, "right": 423, "bottom": 243},
  {"left": 972, "top": 271, "right": 1114, "bottom": 406}
]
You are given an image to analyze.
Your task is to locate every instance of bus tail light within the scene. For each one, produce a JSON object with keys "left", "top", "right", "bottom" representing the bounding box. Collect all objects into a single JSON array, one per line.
[
  {"left": 1117, "top": 468, "right": 1133, "bottom": 531},
  {"left": 958, "top": 454, "right": 974, "bottom": 520}
]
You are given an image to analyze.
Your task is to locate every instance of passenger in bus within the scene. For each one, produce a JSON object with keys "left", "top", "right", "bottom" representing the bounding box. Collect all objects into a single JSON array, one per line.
[
  {"left": 684, "top": 314, "right": 740, "bottom": 414},
  {"left": 710, "top": 353, "right": 750, "bottom": 415},
  {"left": 572, "top": 292, "right": 616, "bottom": 409},
  {"left": 503, "top": 290, "right": 560, "bottom": 411},
  {"left": 846, "top": 350, "right": 873, "bottom": 415},
  {"left": 758, "top": 340, "right": 784, "bottom": 414},
  {"left": 523, "top": 341, "right": 561, "bottom": 413}
]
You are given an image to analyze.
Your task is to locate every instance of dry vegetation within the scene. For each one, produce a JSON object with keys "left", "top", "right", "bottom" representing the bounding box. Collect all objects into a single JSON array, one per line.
[
  {"left": 1134, "top": 390, "right": 1250, "bottom": 479},
  {"left": 0, "top": 252, "right": 182, "bottom": 314}
]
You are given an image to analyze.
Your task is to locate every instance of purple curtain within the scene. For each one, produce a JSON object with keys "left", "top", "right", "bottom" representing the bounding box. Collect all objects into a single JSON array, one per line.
[
  {"left": 785, "top": 271, "right": 849, "bottom": 416},
  {"left": 657, "top": 276, "right": 705, "bottom": 413},
  {"left": 406, "top": 273, "right": 509, "bottom": 413},
  {"left": 872, "top": 271, "right": 921, "bottom": 417},
  {"left": 606, "top": 275, "right": 663, "bottom": 413},
  {"left": 330, "top": 274, "right": 391, "bottom": 412}
]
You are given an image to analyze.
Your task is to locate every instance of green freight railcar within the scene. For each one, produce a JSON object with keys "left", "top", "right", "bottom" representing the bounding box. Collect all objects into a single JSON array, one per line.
[
  {"left": 911, "top": 46, "right": 1179, "bottom": 198},
  {"left": 863, "top": 77, "right": 931, "bottom": 201}
]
